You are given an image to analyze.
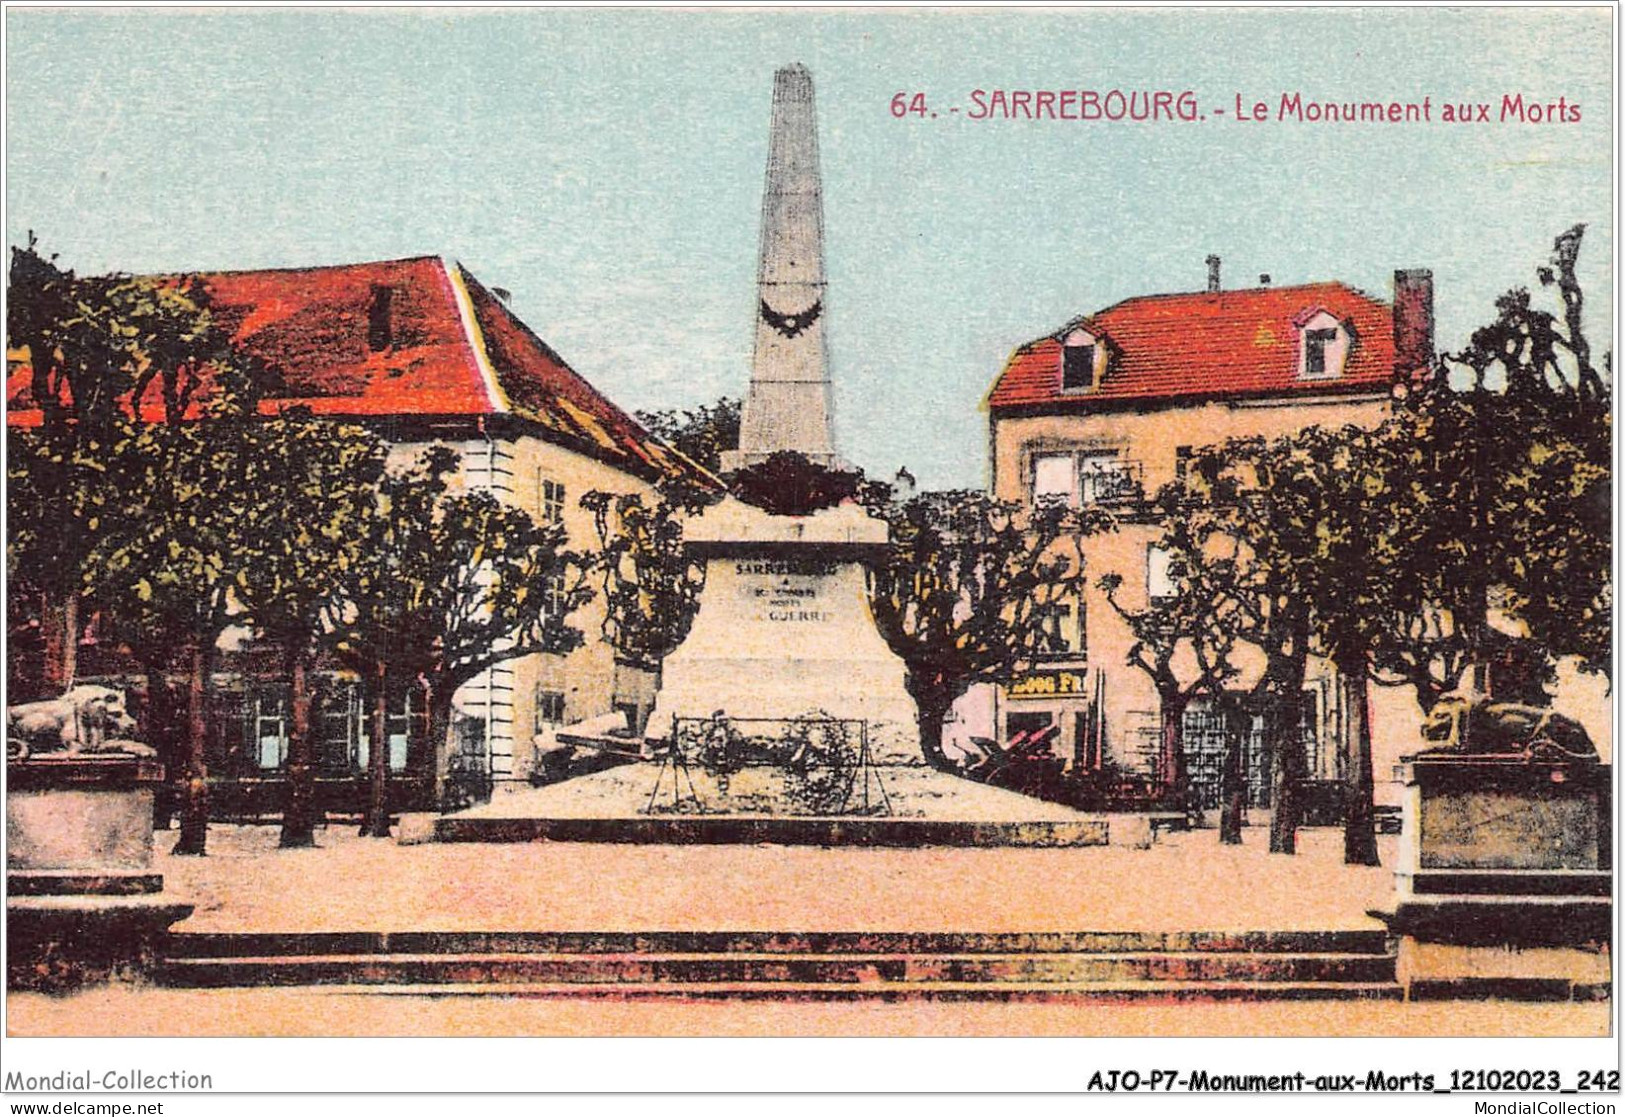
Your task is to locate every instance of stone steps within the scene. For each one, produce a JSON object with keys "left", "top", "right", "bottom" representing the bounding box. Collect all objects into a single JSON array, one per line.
[
  {"left": 159, "top": 949, "right": 1397, "bottom": 988},
  {"left": 163, "top": 928, "right": 1391, "bottom": 957},
  {"left": 432, "top": 815, "right": 1108, "bottom": 848},
  {"left": 253, "top": 980, "right": 1405, "bottom": 1003},
  {"left": 157, "top": 928, "right": 1399, "bottom": 1000}
]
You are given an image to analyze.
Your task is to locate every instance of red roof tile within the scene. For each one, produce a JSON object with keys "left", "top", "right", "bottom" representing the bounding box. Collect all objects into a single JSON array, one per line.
[
  {"left": 987, "top": 281, "right": 1399, "bottom": 411},
  {"left": 7, "top": 256, "right": 705, "bottom": 484},
  {"left": 456, "top": 268, "right": 695, "bottom": 480}
]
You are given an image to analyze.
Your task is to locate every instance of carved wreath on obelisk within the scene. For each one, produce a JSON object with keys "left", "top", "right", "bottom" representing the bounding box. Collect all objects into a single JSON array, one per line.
[{"left": 760, "top": 298, "right": 822, "bottom": 339}]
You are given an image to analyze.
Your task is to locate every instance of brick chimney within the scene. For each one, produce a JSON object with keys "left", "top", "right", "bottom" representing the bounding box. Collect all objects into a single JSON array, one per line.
[
  {"left": 1206, "top": 254, "right": 1221, "bottom": 293},
  {"left": 1392, "top": 268, "right": 1434, "bottom": 376}
]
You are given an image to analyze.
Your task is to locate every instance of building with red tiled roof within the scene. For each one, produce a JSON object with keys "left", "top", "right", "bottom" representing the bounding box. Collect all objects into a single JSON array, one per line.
[
  {"left": 7, "top": 255, "right": 703, "bottom": 486},
  {"left": 987, "top": 278, "right": 1415, "bottom": 413},
  {"left": 965, "top": 263, "right": 1435, "bottom": 812},
  {"left": 7, "top": 255, "right": 712, "bottom": 810}
]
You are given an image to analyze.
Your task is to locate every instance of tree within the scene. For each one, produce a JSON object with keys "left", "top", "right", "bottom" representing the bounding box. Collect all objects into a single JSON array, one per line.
[
  {"left": 7, "top": 241, "right": 244, "bottom": 693},
  {"left": 89, "top": 417, "right": 260, "bottom": 855},
  {"left": 233, "top": 413, "right": 388, "bottom": 848},
  {"left": 1178, "top": 436, "right": 1333, "bottom": 855},
  {"left": 9, "top": 244, "right": 279, "bottom": 846},
  {"left": 1099, "top": 513, "right": 1243, "bottom": 830},
  {"left": 1446, "top": 225, "right": 1609, "bottom": 677},
  {"left": 6, "top": 243, "right": 99, "bottom": 693},
  {"left": 1133, "top": 229, "right": 1611, "bottom": 860},
  {"left": 1377, "top": 225, "right": 1610, "bottom": 702},
  {"left": 867, "top": 491, "right": 1091, "bottom": 771},
  {"left": 370, "top": 485, "right": 595, "bottom": 808},
  {"left": 579, "top": 488, "right": 708, "bottom": 732},
  {"left": 635, "top": 397, "right": 740, "bottom": 474},
  {"left": 327, "top": 448, "right": 458, "bottom": 838},
  {"left": 1167, "top": 423, "right": 1397, "bottom": 862},
  {"left": 1288, "top": 424, "right": 1395, "bottom": 866}
]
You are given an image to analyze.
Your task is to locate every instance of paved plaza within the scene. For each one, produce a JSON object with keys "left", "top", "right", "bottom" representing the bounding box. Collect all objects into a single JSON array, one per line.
[
  {"left": 8, "top": 980, "right": 1607, "bottom": 1038},
  {"left": 145, "top": 821, "right": 1392, "bottom": 935}
]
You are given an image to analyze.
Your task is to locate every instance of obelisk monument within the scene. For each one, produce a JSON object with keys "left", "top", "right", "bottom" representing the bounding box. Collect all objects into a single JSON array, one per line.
[
  {"left": 722, "top": 63, "right": 840, "bottom": 471},
  {"left": 649, "top": 65, "right": 918, "bottom": 760}
]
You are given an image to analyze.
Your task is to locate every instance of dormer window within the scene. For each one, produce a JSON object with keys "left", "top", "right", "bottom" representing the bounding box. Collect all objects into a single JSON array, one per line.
[
  {"left": 1304, "top": 328, "right": 1337, "bottom": 375},
  {"left": 1060, "top": 328, "right": 1100, "bottom": 391},
  {"left": 1294, "top": 309, "right": 1353, "bottom": 379}
]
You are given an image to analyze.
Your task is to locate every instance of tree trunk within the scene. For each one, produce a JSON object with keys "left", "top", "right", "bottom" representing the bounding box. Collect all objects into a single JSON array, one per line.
[
  {"left": 173, "top": 640, "right": 211, "bottom": 856},
  {"left": 1218, "top": 697, "right": 1248, "bottom": 845},
  {"left": 914, "top": 696, "right": 955, "bottom": 773},
  {"left": 1340, "top": 663, "right": 1380, "bottom": 866},
  {"left": 1157, "top": 694, "right": 1190, "bottom": 814},
  {"left": 61, "top": 593, "right": 78, "bottom": 690},
  {"left": 1267, "top": 684, "right": 1307, "bottom": 855},
  {"left": 427, "top": 683, "right": 457, "bottom": 810},
  {"left": 40, "top": 592, "right": 79, "bottom": 694},
  {"left": 279, "top": 650, "right": 320, "bottom": 848},
  {"left": 143, "top": 658, "right": 182, "bottom": 830},
  {"left": 361, "top": 659, "right": 391, "bottom": 837}
]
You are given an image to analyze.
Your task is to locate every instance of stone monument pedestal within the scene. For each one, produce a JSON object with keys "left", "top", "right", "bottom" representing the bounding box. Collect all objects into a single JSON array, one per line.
[
  {"left": 451, "top": 496, "right": 1107, "bottom": 844},
  {"left": 7, "top": 755, "right": 193, "bottom": 991},
  {"left": 648, "top": 498, "right": 920, "bottom": 761},
  {"left": 1374, "top": 754, "right": 1611, "bottom": 1001}
]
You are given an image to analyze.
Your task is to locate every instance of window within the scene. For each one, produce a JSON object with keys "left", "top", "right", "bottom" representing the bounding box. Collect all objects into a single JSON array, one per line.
[
  {"left": 542, "top": 571, "right": 571, "bottom": 623},
  {"left": 535, "top": 688, "right": 567, "bottom": 733},
  {"left": 1174, "top": 446, "right": 1193, "bottom": 482},
  {"left": 538, "top": 475, "right": 565, "bottom": 524},
  {"left": 1078, "top": 454, "right": 1137, "bottom": 504},
  {"left": 1179, "top": 703, "right": 1270, "bottom": 810},
  {"left": 1062, "top": 342, "right": 1095, "bottom": 391},
  {"left": 358, "top": 690, "right": 420, "bottom": 774},
  {"left": 1059, "top": 327, "right": 1100, "bottom": 392},
  {"left": 1034, "top": 598, "right": 1084, "bottom": 658},
  {"left": 318, "top": 683, "right": 361, "bottom": 773},
  {"left": 1304, "top": 328, "right": 1338, "bottom": 375},
  {"left": 253, "top": 696, "right": 287, "bottom": 770},
  {"left": 1030, "top": 451, "right": 1140, "bottom": 507},
  {"left": 1147, "top": 545, "right": 1184, "bottom": 600},
  {"left": 1032, "top": 454, "right": 1076, "bottom": 505},
  {"left": 1301, "top": 687, "right": 1327, "bottom": 778},
  {"left": 1296, "top": 310, "right": 1351, "bottom": 379}
]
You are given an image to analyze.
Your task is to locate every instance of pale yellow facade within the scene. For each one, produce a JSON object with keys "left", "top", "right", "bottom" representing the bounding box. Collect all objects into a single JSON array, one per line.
[
  {"left": 987, "top": 389, "right": 1431, "bottom": 805},
  {"left": 387, "top": 430, "right": 661, "bottom": 785},
  {"left": 991, "top": 393, "right": 1390, "bottom": 501},
  {"left": 987, "top": 385, "right": 1612, "bottom": 802}
]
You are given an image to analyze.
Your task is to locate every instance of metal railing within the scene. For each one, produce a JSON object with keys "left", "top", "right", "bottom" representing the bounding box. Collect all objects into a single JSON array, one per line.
[
  {"left": 648, "top": 715, "right": 892, "bottom": 817},
  {"left": 1079, "top": 459, "right": 1145, "bottom": 505}
]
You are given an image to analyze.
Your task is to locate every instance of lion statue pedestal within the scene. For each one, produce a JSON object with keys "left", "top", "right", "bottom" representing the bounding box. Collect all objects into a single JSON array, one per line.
[
  {"left": 1371, "top": 696, "right": 1611, "bottom": 1002},
  {"left": 7, "top": 694, "right": 192, "bottom": 992}
]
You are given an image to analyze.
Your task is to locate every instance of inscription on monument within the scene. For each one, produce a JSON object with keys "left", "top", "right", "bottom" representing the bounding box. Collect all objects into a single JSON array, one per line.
[{"left": 737, "top": 559, "right": 839, "bottom": 623}]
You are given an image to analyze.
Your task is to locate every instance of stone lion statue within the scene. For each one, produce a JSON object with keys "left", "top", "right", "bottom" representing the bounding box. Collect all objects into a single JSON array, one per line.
[
  {"left": 7, "top": 685, "right": 151, "bottom": 761},
  {"left": 1419, "top": 693, "right": 1598, "bottom": 763}
]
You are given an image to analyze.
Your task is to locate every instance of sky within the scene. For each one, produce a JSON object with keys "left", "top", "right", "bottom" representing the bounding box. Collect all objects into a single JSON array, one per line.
[{"left": 5, "top": 7, "right": 1613, "bottom": 489}]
